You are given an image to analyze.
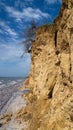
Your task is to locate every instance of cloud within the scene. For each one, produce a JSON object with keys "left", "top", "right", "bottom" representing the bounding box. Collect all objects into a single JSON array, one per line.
[
  {"left": 0, "top": 43, "right": 22, "bottom": 61},
  {"left": 5, "top": 6, "right": 50, "bottom": 22},
  {"left": 45, "top": 0, "right": 62, "bottom": 4},
  {"left": 7, "top": 28, "right": 17, "bottom": 36},
  {"left": 0, "top": 43, "right": 31, "bottom": 77},
  {"left": 14, "top": 0, "right": 34, "bottom": 7},
  {"left": 0, "top": 52, "right": 31, "bottom": 77},
  {"left": 0, "top": 20, "right": 17, "bottom": 37}
]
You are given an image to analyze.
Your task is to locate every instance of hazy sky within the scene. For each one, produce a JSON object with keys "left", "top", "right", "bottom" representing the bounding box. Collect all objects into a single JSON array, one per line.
[{"left": 0, "top": 0, "right": 62, "bottom": 77}]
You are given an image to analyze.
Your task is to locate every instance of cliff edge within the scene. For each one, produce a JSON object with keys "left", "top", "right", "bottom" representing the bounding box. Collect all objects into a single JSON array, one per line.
[{"left": 27, "top": 0, "right": 73, "bottom": 130}]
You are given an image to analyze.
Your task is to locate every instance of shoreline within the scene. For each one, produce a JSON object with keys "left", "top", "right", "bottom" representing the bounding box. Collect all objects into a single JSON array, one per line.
[{"left": 0, "top": 81, "right": 25, "bottom": 112}]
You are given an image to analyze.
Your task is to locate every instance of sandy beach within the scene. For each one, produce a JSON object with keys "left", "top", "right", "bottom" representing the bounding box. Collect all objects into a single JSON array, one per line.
[{"left": 0, "top": 80, "right": 30, "bottom": 130}]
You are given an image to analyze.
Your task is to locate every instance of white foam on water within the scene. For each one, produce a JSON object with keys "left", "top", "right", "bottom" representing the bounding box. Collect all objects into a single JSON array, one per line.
[
  {"left": 0, "top": 78, "right": 24, "bottom": 89},
  {"left": 0, "top": 84, "right": 6, "bottom": 88},
  {"left": 8, "top": 81, "right": 17, "bottom": 86},
  {"left": 17, "top": 79, "right": 22, "bottom": 82},
  {"left": 0, "top": 81, "right": 2, "bottom": 84}
]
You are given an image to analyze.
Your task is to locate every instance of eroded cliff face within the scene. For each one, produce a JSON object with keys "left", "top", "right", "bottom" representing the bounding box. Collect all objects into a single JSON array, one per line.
[{"left": 27, "top": 0, "right": 73, "bottom": 130}]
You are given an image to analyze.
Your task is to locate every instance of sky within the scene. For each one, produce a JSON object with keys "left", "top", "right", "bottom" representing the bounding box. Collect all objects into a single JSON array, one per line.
[{"left": 0, "top": 0, "right": 62, "bottom": 77}]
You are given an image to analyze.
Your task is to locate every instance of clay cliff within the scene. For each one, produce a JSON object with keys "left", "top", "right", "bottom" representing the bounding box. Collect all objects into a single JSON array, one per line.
[
  {"left": 1, "top": 0, "right": 72, "bottom": 130},
  {"left": 27, "top": 0, "right": 73, "bottom": 130}
]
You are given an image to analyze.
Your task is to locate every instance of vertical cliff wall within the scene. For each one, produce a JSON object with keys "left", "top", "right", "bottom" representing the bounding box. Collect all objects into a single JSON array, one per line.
[{"left": 28, "top": 0, "right": 73, "bottom": 130}]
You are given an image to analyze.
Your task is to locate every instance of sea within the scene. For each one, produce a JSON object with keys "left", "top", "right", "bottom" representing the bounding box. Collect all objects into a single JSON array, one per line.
[{"left": 0, "top": 77, "right": 25, "bottom": 89}]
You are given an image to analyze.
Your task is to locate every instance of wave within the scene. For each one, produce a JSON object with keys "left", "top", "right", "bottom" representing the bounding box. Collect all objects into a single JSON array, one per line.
[
  {"left": 8, "top": 81, "right": 17, "bottom": 85},
  {"left": 0, "top": 77, "right": 24, "bottom": 89},
  {"left": 0, "top": 84, "right": 6, "bottom": 88}
]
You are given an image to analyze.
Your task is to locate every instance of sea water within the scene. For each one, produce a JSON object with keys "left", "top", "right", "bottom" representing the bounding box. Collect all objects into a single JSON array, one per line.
[{"left": 0, "top": 77, "right": 24, "bottom": 89}]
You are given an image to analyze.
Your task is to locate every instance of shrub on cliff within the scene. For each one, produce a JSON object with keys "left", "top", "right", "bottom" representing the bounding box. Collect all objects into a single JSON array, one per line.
[{"left": 21, "top": 20, "right": 37, "bottom": 57}]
